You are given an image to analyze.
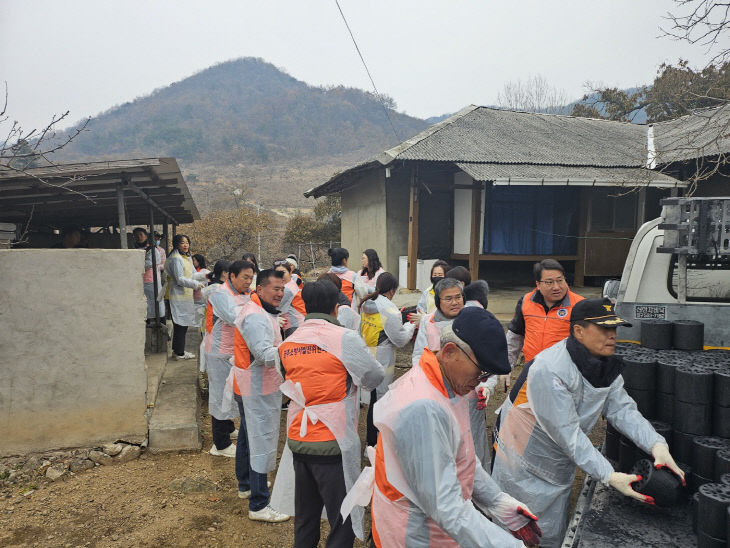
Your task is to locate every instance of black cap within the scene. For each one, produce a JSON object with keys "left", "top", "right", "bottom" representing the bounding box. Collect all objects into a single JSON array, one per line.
[
  {"left": 570, "top": 297, "right": 632, "bottom": 327},
  {"left": 452, "top": 307, "right": 511, "bottom": 375}
]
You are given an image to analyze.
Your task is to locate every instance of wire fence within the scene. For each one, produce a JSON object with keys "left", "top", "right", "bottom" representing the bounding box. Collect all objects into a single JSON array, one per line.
[{"left": 293, "top": 241, "right": 341, "bottom": 278}]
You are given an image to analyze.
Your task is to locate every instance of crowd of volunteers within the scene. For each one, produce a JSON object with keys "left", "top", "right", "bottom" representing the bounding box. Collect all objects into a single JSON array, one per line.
[{"left": 133, "top": 234, "right": 685, "bottom": 548}]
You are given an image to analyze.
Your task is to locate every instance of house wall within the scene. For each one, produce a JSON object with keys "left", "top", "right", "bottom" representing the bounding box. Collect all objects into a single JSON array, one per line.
[
  {"left": 340, "top": 170, "right": 389, "bottom": 271},
  {"left": 385, "top": 170, "right": 410, "bottom": 275},
  {"left": 0, "top": 249, "right": 148, "bottom": 455}
]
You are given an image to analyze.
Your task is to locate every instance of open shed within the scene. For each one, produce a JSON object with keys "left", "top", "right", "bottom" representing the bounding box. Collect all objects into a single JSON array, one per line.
[
  {"left": 306, "top": 106, "right": 688, "bottom": 287},
  {"left": 0, "top": 157, "right": 199, "bottom": 248}
]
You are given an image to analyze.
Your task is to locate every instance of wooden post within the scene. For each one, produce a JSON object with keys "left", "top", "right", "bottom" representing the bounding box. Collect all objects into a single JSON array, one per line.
[
  {"left": 574, "top": 188, "right": 589, "bottom": 287},
  {"left": 636, "top": 188, "right": 647, "bottom": 228},
  {"left": 407, "top": 166, "right": 419, "bottom": 290},
  {"left": 468, "top": 182, "right": 483, "bottom": 282},
  {"left": 116, "top": 184, "right": 127, "bottom": 249},
  {"left": 162, "top": 220, "right": 169, "bottom": 255},
  {"left": 149, "top": 205, "right": 160, "bottom": 328}
]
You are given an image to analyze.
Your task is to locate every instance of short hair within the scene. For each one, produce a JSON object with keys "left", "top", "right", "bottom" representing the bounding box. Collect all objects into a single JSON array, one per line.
[
  {"left": 445, "top": 266, "right": 471, "bottom": 286},
  {"left": 257, "top": 268, "right": 285, "bottom": 286},
  {"left": 439, "top": 323, "right": 472, "bottom": 354},
  {"left": 328, "top": 247, "right": 349, "bottom": 266},
  {"left": 464, "top": 280, "right": 489, "bottom": 309},
  {"left": 430, "top": 259, "right": 450, "bottom": 277},
  {"left": 570, "top": 319, "right": 591, "bottom": 336},
  {"left": 132, "top": 227, "right": 147, "bottom": 236},
  {"left": 534, "top": 259, "right": 565, "bottom": 282},
  {"left": 302, "top": 279, "right": 339, "bottom": 314},
  {"left": 229, "top": 260, "right": 255, "bottom": 277},
  {"left": 317, "top": 271, "right": 342, "bottom": 290},
  {"left": 434, "top": 277, "right": 465, "bottom": 310}
]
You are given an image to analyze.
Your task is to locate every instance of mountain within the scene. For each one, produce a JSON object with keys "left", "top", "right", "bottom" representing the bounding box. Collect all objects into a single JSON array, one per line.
[{"left": 55, "top": 57, "right": 428, "bottom": 167}]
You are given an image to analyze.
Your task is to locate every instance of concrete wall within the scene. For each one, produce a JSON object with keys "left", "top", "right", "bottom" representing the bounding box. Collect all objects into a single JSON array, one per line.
[
  {"left": 385, "top": 171, "right": 410, "bottom": 275},
  {"left": 0, "top": 249, "right": 148, "bottom": 455},
  {"left": 341, "top": 170, "right": 389, "bottom": 271}
]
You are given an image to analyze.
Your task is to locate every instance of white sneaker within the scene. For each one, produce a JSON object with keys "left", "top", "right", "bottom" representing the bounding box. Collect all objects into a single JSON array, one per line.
[
  {"left": 248, "top": 504, "right": 290, "bottom": 523},
  {"left": 238, "top": 481, "right": 271, "bottom": 498},
  {"left": 209, "top": 444, "right": 236, "bottom": 458},
  {"left": 230, "top": 429, "right": 239, "bottom": 439},
  {"left": 174, "top": 351, "right": 196, "bottom": 360}
]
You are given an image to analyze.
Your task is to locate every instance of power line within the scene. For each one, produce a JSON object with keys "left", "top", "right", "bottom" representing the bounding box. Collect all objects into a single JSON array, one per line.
[{"left": 333, "top": 0, "right": 400, "bottom": 141}]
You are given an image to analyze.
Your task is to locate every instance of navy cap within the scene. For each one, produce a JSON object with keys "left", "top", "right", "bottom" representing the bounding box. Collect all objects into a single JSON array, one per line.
[
  {"left": 571, "top": 297, "right": 632, "bottom": 328},
  {"left": 452, "top": 307, "right": 511, "bottom": 375}
]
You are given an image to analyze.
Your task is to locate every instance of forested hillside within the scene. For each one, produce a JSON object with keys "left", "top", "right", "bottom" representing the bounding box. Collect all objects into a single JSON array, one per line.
[
  {"left": 52, "top": 57, "right": 428, "bottom": 210},
  {"left": 55, "top": 57, "right": 427, "bottom": 166}
]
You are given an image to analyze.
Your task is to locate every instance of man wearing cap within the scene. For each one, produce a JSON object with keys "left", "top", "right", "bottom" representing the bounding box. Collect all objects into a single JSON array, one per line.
[
  {"left": 343, "top": 307, "right": 542, "bottom": 547},
  {"left": 491, "top": 298, "right": 685, "bottom": 547}
]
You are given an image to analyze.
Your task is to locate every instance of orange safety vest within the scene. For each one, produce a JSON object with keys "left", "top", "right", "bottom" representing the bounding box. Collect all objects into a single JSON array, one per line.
[
  {"left": 521, "top": 288, "right": 584, "bottom": 363},
  {"left": 231, "top": 292, "right": 263, "bottom": 395},
  {"left": 279, "top": 339, "right": 348, "bottom": 443}
]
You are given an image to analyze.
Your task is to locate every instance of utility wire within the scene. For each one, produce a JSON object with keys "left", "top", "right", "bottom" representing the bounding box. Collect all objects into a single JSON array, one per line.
[{"left": 334, "top": 0, "right": 400, "bottom": 140}]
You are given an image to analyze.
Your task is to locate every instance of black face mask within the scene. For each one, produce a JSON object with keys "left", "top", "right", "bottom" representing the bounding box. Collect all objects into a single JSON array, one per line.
[
  {"left": 135, "top": 240, "right": 147, "bottom": 248},
  {"left": 431, "top": 275, "right": 444, "bottom": 287}
]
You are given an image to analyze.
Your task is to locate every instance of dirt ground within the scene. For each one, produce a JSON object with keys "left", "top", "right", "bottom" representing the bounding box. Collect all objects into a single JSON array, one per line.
[{"left": 0, "top": 341, "right": 604, "bottom": 548}]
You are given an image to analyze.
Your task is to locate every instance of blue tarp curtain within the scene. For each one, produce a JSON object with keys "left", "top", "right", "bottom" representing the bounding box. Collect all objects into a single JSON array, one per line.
[{"left": 483, "top": 187, "right": 579, "bottom": 255}]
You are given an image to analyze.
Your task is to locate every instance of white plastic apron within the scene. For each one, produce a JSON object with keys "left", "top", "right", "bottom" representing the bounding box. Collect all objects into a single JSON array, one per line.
[
  {"left": 342, "top": 360, "right": 476, "bottom": 547},
  {"left": 269, "top": 321, "right": 367, "bottom": 537},
  {"left": 165, "top": 251, "right": 197, "bottom": 326},
  {"left": 492, "top": 371, "right": 612, "bottom": 547},
  {"left": 223, "top": 303, "right": 283, "bottom": 474}
]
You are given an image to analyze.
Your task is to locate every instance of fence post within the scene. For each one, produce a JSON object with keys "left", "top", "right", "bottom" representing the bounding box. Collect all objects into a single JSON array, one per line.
[{"left": 310, "top": 241, "right": 317, "bottom": 275}]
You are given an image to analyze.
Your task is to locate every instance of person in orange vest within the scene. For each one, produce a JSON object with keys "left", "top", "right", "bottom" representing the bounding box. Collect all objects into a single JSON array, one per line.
[
  {"left": 205, "top": 260, "right": 253, "bottom": 458},
  {"left": 317, "top": 272, "right": 361, "bottom": 331},
  {"left": 503, "top": 259, "right": 585, "bottom": 392},
  {"left": 327, "top": 247, "right": 367, "bottom": 309},
  {"left": 342, "top": 307, "right": 541, "bottom": 547},
  {"left": 274, "top": 258, "right": 307, "bottom": 337},
  {"left": 226, "top": 268, "right": 290, "bottom": 523},
  {"left": 277, "top": 279, "right": 384, "bottom": 547}
]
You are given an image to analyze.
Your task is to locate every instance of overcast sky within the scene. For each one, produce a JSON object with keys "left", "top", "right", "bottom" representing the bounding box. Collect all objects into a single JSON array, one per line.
[{"left": 1, "top": 0, "right": 726, "bottom": 132}]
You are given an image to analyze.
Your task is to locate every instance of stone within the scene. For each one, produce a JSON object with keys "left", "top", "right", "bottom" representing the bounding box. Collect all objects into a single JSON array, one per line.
[
  {"left": 168, "top": 476, "right": 217, "bottom": 494},
  {"left": 89, "top": 451, "right": 113, "bottom": 466},
  {"left": 22, "top": 456, "right": 43, "bottom": 473},
  {"left": 116, "top": 445, "right": 141, "bottom": 464},
  {"left": 102, "top": 443, "right": 123, "bottom": 456},
  {"left": 69, "top": 459, "right": 94, "bottom": 473},
  {"left": 45, "top": 464, "right": 67, "bottom": 481}
]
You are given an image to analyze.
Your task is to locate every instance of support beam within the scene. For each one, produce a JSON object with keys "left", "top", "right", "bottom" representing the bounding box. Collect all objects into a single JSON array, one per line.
[
  {"left": 148, "top": 206, "right": 161, "bottom": 327},
  {"left": 574, "top": 188, "right": 589, "bottom": 287},
  {"left": 126, "top": 181, "right": 178, "bottom": 225},
  {"left": 172, "top": 223, "right": 177, "bottom": 239},
  {"left": 468, "top": 182, "right": 483, "bottom": 282},
  {"left": 406, "top": 166, "right": 419, "bottom": 290},
  {"left": 116, "top": 184, "right": 127, "bottom": 249},
  {"left": 163, "top": 221, "right": 169, "bottom": 256}
]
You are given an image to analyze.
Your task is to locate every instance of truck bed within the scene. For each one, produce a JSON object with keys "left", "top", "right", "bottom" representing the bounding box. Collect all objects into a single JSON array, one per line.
[{"left": 562, "top": 474, "right": 696, "bottom": 547}]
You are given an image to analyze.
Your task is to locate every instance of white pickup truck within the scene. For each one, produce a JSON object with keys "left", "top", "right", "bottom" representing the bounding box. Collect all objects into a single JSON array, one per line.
[{"left": 562, "top": 197, "right": 730, "bottom": 547}]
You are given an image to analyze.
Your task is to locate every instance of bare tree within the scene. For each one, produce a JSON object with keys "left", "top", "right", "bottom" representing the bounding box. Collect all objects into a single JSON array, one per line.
[
  {"left": 496, "top": 74, "right": 570, "bottom": 114},
  {"left": 662, "top": 1, "right": 730, "bottom": 65}
]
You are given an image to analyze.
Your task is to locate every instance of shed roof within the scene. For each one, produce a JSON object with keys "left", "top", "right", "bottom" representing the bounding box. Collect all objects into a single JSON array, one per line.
[
  {"left": 456, "top": 163, "right": 683, "bottom": 187},
  {"left": 305, "top": 106, "right": 683, "bottom": 198},
  {"left": 0, "top": 158, "right": 199, "bottom": 227},
  {"left": 652, "top": 103, "right": 730, "bottom": 164}
]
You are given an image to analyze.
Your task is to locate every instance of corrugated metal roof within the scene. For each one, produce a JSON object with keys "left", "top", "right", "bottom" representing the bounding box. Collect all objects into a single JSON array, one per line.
[
  {"left": 0, "top": 158, "right": 200, "bottom": 227},
  {"left": 456, "top": 163, "right": 685, "bottom": 187},
  {"left": 652, "top": 104, "right": 730, "bottom": 164}
]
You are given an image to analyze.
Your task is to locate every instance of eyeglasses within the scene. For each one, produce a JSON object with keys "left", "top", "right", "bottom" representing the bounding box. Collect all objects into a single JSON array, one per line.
[
  {"left": 273, "top": 260, "right": 288, "bottom": 266},
  {"left": 441, "top": 294, "right": 464, "bottom": 303},
  {"left": 538, "top": 277, "right": 566, "bottom": 287},
  {"left": 456, "top": 345, "right": 492, "bottom": 382}
]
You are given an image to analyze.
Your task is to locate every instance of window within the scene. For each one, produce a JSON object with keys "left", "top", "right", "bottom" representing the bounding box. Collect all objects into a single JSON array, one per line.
[
  {"left": 667, "top": 256, "right": 730, "bottom": 303},
  {"left": 589, "top": 189, "right": 637, "bottom": 232}
]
